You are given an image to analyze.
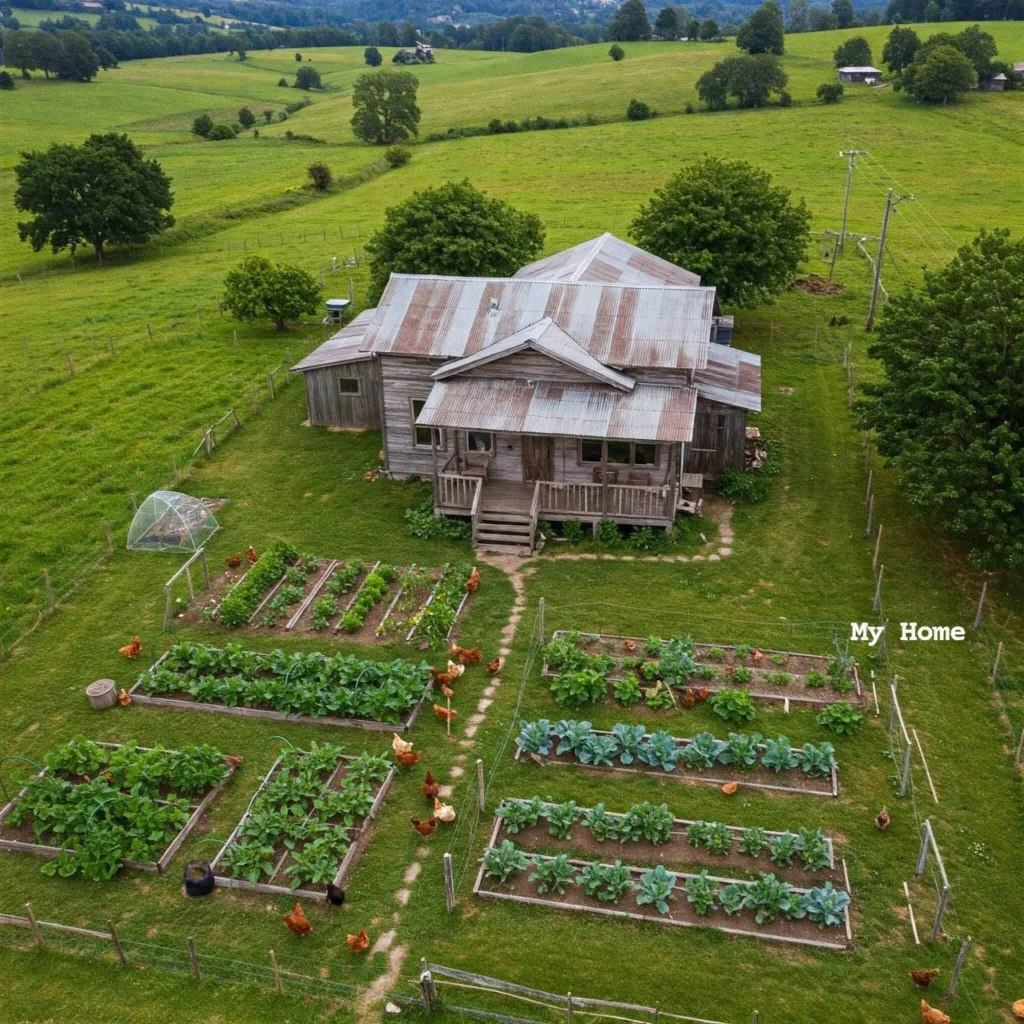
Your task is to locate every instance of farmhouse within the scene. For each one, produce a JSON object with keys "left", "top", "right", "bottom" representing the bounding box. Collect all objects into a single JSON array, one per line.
[
  {"left": 837, "top": 66, "right": 882, "bottom": 84},
  {"left": 294, "top": 235, "right": 761, "bottom": 553}
]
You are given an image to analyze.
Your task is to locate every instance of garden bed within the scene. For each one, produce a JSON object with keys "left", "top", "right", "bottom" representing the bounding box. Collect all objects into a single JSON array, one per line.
[
  {"left": 0, "top": 738, "right": 236, "bottom": 879},
  {"left": 209, "top": 745, "right": 394, "bottom": 900},
  {"left": 515, "top": 720, "right": 839, "bottom": 797},
  {"left": 473, "top": 820, "right": 852, "bottom": 951},
  {"left": 129, "top": 642, "right": 435, "bottom": 733},
  {"left": 543, "top": 630, "right": 863, "bottom": 710}
]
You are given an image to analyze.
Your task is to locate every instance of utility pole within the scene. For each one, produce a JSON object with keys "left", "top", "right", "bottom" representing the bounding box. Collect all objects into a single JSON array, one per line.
[
  {"left": 838, "top": 150, "right": 867, "bottom": 254},
  {"left": 865, "top": 187, "right": 912, "bottom": 332}
]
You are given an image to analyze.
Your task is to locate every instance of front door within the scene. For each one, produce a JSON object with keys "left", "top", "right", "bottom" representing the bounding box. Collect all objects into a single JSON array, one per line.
[{"left": 522, "top": 435, "right": 554, "bottom": 482}]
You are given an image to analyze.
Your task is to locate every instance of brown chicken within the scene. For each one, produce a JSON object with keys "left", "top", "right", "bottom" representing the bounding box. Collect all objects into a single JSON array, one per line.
[
  {"left": 432, "top": 704, "right": 458, "bottom": 724},
  {"left": 910, "top": 969, "right": 940, "bottom": 989},
  {"left": 697, "top": 686, "right": 711, "bottom": 702},
  {"left": 752, "top": 650, "right": 764, "bottom": 662},
  {"left": 486, "top": 658, "right": 502, "bottom": 675},
  {"left": 875, "top": 807, "right": 891, "bottom": 831},
  {"left": 392, "top": 733, "right": 414, "bottom": 756},
  {"left": 225, "top": 553, "right": 242, "bottom": 569},
  {"left": 1012, "top": 998, "right": 1024, "bottom": 1020},
  {"left": 680, "top": 687, "right": 696, "bottom": 708},
  {"left": 422, "top": 771, "right": 439, "bottom": 800},
  {"left": 225, "top": 754, "right": 244, "bottom": 768},
  {"left": 920, "top": 1001, "right": 950, "bottom": 1024},
  {"left": 721, "top": 782, "right": 739, "bottom": 795},
  {"left": 623, "top": 639, "right": 637, "bottom": 651},
  {"left": 451, "top": 645, "right": 482, "bottom": 665},
  {"left": 282, "top": 903, "right": 313, "bottom": 937},
  {"left": 117, "top": 688, "right": 132, "bottom": 706},
  {"left": 396, "top": 750, "right": 421, "bottom": 768},
  {"left": 346, "top": 929, "right": 370, "bottom": 954},
  {"left": 465, "top": 567, "right": 481, "bottom": 592},
  {"left": 440, "top": 682, "right": 455, "bottom": 701},
  {"left": 245, "top": 545, "right": 258, "bottom": 564},
  {"left": 118, "top": 636, "right": 142, "bottom": 659},
  {"left": 411, "top": 817, "right": 438, "bottom": 837}
]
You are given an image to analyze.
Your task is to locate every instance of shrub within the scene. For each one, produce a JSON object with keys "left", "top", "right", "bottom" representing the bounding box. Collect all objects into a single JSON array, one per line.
[
  {"left": 778, "top": 89, "right": 793, "bottom": 106},
  {"left": 404, "top": 500, "right": 471, "bottom": 541},
  {"left": 626, "top": 98, "right": 652, "bottom": 120},
  {"left": 294, "top": 66, "right": 321, "bottom": 90},
  {"left": 206, "top": 123, "right": 237, "bottom": 141},
  {"left": 684, "top": 102, "right": 695, "bottom": 113},
  {"left": 192, "top": 114, "right": 213, "bottom": 137},
  {"left": 0, "top": 70, "right": 16, "bottom": 90},
  {"left": 238, "top": 106, "right": 256, "bottom": 129},
  {"left": 562, "top": 519, "right": 584, "bottom": 544},
  {"left": 307, "top": 161, "right": 333, "bottom": 191},
  {"left": 278, "top": 77, "right": 288, "bottom": 87},
  {"left": 263, "top": 109, "right": 274, "bottom": 123},
  {"left": 609, "top": 44, "right": 625, "bottom": 61},
  {"left": 384, "top": 145, "right": 411, "bottom": 168},
  {"left": 598, "top": 519, "right": 619, "bottom": 545},
  {"left": 817, "top": 81, "right": 844, "bottom": 103}
]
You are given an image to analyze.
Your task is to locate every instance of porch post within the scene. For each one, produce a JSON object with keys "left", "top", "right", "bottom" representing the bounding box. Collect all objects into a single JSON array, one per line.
[
  {"left": 600, "top": 442, "right": 609, "bottom": 519},
  {"left": 431, "top": 432, "right": 439, "bottom": 509},
  {"left": 665, "top": 442, "right": 679, "bottom": 522},
  {"left": 454, "top": 430, "right": 461, "bottom": 473}
]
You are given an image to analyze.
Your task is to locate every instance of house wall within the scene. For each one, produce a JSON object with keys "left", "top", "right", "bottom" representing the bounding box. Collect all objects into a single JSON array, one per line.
[
  {"left": 304, "top": 360, "right": 381, "bottom": 429},
  {"left": 684, "top": 398, "right": 746, "bottom": 480},
  {"left": 380, "top": 354, "right": 448, "bottom": 477},
  {"left": 460, "top": 351, "right": 599, "bottom": 385}
]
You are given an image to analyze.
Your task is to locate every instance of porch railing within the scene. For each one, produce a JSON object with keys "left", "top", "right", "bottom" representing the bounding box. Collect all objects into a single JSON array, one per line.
[
  {"left": 437, "top": 473, "right": 477, "bottom": 511},
  {"left": 537, "top": 481, "right": 673, "bottom": 522},
  {"left": 469, "top": 477, "right": 483, "bottom": 542},
  {"left": 529, "top": 480, "right": 541, "bottom": 552}
]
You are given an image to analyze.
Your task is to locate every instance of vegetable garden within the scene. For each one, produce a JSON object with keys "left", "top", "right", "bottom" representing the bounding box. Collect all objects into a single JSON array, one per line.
[
  {"left": 0, "top": 737, "right": 235, "bottom": 881},
  {"left": 209, "top": 743, "right": 394, "bottom": 900},
  {"left": 130, "top": 641, "right": 435, "bottom": 731}
]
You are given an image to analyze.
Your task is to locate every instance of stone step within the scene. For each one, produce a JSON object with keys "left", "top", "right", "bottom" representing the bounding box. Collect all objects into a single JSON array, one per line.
[{"left": 474, "top": 542, "right": 532, "bottom": 557}]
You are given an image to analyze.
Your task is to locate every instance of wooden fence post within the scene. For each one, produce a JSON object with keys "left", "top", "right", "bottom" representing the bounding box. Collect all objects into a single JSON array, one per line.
[
  {"left": 989, "top": 641, "right": 1003, "bottom": 684},
  {"left": 200, "top": 548, "right": 210, "bottom": 589},
  {"left": 973, "top": 582, "right": 987, "bottom": 629},
  {"left": 916, "top": 819, "right": 931, "bottom": 876},
  {"left": 67, "top": 352, "right": 75, "bottom": 376},
  {"left": 43, "top": 569, "right": 55, "bottom": 611},
  {"left": 25, "top": 903, "right": 44, "bottom": 950},
  {"left": 187, "top": 936, "right": 201, "bottom": 982},
  {"left": 865, "top": 469, "right": 873, "bottom": 507},
  {"left": 269, "top": 949, "right": 284, "bottom": 995},
  {"left": 872, "top": 524, "right": 883, "bottom": 573},
  {"left": 443, "top": 852, "right": 455, "bottom": 912},
  {"left": 947, "top": 935, "right": 971, "bottom": 999},
  {"left": 873, "top": 565, "right": 884, "bottom": 614},
  {"left": 931, "top": 885, "right": 949, "bottom": 942},
  {"left": 107, "top": 920, "right": 127, "bottom": 966},
  {"left": 268, "top": 371, "right": 276, "bottom": 401},
  {"left": 102, "top": 519, "right": 113, "bottom": 556},
  {"left": 537, "top": 596, "right": 546, "bottom": 645},
  {"left": 147, "top": 323, "right": 154, "bottom": 343},
  {"left": 476, "top": 758, "right": 485, "bottom": 812},
  {"left": 204, "top": 431, "right": 213, "bottom": 457},
  {"left": 232, "top": 329, "right": 238, "bottom": 347},
  {"left": 567, "top": 993, "right": 574, "bottom": 1024},
  {"left": 419, "top": 959, "right": 437, "bottom": 1012},
  {"left": 172, "top": 454, "right": 180, "bottom": 485},
  {"left": 865, "top": 493, "right": 874, "bottom": 538}
]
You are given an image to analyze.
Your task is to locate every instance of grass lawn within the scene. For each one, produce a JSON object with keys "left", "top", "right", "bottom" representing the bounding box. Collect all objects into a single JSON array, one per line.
[{"left": 1, "top": 25, "right": 1024, "bottom": 1024}]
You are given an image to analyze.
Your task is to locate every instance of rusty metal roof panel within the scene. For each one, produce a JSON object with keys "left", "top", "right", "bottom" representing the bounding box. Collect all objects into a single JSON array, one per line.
[
  {"left": 514, "top": 234, "right": 701, "bottom": 287},
  {"left": 693, "top": 345, "right": 761, "bottom": 412},
  {"left": 292, "top": 309, "right": 376, "bottom": 371},
  {"left": 416, "top": 378, "right": 695, "bottom": 442},
  {"left": 365, "top": 275, "right": 714, "bottom": 369}
]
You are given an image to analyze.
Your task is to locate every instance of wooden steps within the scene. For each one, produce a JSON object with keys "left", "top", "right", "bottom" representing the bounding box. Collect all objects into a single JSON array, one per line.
[{"left": 474, "top": 509, "right": 533, "bottom": 557}]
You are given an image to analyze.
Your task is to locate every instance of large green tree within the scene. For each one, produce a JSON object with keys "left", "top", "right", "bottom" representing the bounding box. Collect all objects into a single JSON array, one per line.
[
  {"left": 654, "top": 6, "right": 679, "bottom": 38},
  {"left": 222, "top": 255, "right": 322, "bottom": 330},
  {"left": 364, "top": 180, "right": 544, "bottom": 304},
  {"left": 14, "top": 133, "right": 173, "bottom": 262},
  {"left": 882, "top": 25, "right": 919, "bottom": 74},
  {"left": 787, "top": 0, "right": 809, "bottom": 32},
  {"left": 833, "top": 36, "right": 873, "bottom": 68},
  {"left": 350, "top": 70, "right": 420, "bottom": 145},
  {"left": 831, "top": 0, "right": 855, "bottom": 28},
  {"left": 735, "top": 0, "right": 784, "bottom": 55},
  {"left": 859, "top": 229, "right": 1024, "bottom": 569},
  {"left": 630, "top": 156, "right": 810, "bottom": 309},
  {"left": 696, "top": 54, "right": 788, "bottom": 109},
  {"left": 606, "top": 0, "right": 651, "bottom": 41},
  {"left": 906, "top": 44, "right": 975, "bottom": 102},
  {"left": 55, "top": 30, "right": 98, "bottom": 81}
]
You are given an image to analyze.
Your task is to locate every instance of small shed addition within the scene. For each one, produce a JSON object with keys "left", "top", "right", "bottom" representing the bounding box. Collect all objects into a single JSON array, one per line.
[{"left": 978, "top": 73, "right": 1008, "bottom": 91}]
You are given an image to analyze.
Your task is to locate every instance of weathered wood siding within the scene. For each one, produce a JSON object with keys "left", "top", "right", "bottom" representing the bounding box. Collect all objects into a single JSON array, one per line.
[
  {"left": 380, "top": 354, "right": 448, "bottom": 477},
  {"left": 684, "top": 398, "right": 746, "bottom": 480},
  {"left": 462, "top": 351, "right": 599, "bottom": 385},
  {"left": 304, "top": 359, "right": 382, "bottom": 429}
]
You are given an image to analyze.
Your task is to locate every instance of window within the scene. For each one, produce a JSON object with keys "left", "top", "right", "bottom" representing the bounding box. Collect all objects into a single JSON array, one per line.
[
  {"left": 338, "top": 376, "right": 360, "bottom": 395},
  {"left": 634, "top": 442, "right": 657, "bottom": 466},
  {"left": 606, "top": 440, "right": 631, "bottom": 464},
  {"left": 467, "top": 431, "right": 493, "bottom": 453},
  {"left": 580, "top": 440, "right": 603, "bottom": 464},
  {"left": 579, "top": 439, "right": 659, "bottom": 466},
  {"left": 411, "top": 399, "right": 442, "bottom": 449}
]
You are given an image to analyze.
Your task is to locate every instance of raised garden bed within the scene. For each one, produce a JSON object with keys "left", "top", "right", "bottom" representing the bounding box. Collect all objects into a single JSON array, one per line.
[
  {"left": 515, "top": 719, "right": 839, "bottom": 797},
  {"left": 542, "top": 630, "right": 863, "bottom": 711},
  {"left": 493, "top": 797, "right": 844, "bottom": 888},
  {"left": 0, "top": 737, "right": 236, "bottom": 880},
  {"left": 473, "top": 816, "right": 852, "bottom": 951},
  {"left": 129, "top": 642, "right": 435, "bottom": 733},
  {"left": 209, "top": 744, "right": 394, "bottom": 900}
]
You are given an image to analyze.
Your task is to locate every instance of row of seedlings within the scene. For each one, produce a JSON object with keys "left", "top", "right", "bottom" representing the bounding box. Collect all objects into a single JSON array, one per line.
[
  {"left": 130, "top": 641, "right": 436, "bottom": 732},
  {"left": 405, "top": 562, "right": 477, "bottom": 646},
  {"left": 0, "top": 737, "right": 237, "bottom": 879}
]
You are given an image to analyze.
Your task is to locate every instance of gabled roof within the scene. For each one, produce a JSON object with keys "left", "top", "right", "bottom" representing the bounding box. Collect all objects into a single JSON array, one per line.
[
  {"left": 362, "top": 275, "right": 715, "bottom": 369},
  {"left": 416, "top": 378, "right": 696, "bottom": 443},
  {"left": 431, "top": 317, "right": 635, "bottom": 391},
  {"left": 291, "top": 309, "right": 376, "bottom": 371},
  {"left": 513, "top": 233, "right": 701, "bottom": 288},
  {"left": 693, "top": 345, "right": 761, "bottom": 412},
  {"left": 839, "top": 65, "right": 882, "bottom": 73}
]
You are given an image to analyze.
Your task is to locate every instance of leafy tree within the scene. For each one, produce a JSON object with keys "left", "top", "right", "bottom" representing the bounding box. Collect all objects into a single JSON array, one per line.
[
  {"left": 696, "top": 54, "right": 788, "bottom": 109},
  {"left": 607, "top": 0, "right": 650, "bottom": 41},
  {"left": 696, "top": 64, "right": 729, "bottom": 108},
  {"left": 55, "top": 31, "right": 98, "bottom": 81},
  {"left": 626, "top": 98, "right": 652, "bottom": 119},
  {"left": 787, "top": 0, "right": 809, "bottom": 32},
  {"left": 94, "top": 45, "right": 117, "bottom": 70},
  {"left": 295, "top": 51, "right": 302, "bottom": 61},
  {"left": 609, "top": 43, "right": 625, "bottom": 60},
  {"left": 923, "top": 0, "right": 940, "bottom": 18},
  {"left": 882, "top": 25, "right": 919, "bottom": 74},
  {"left": 364, "top": 45, "right": 382, "bottom": 66},
  {"left": 364, "top": 180, "right": 544, "bottom": 304},
  {"left": 834, "top": 37, "right": 872, "bottom": 68},
  {"left": 654, "top": 6, "right": 679, "bottom": 38},
  {"left": 351, "top": 70, "right": 420, "bottom": 145},
  {"left": 278, "top": 76, "right": 288, "bottom": 87},
  {"left": 699, "top": 18, "right": 720, "bottom": 40},
  {"left": 384, "top": 145, "right": 411, "bottom": 167},
  {"left": 3, "top": 31, "right": 38, "bottom": 77},
  {"left": 14, "top": 133, "right": 174, "bottom": 262},
  {"left": 831, "top": 0, "right": 855, "bottom": 28},
  {"left": 0, "top": 70, "right": 15, "bottom": 90},
  {"left": 294, "top": 65, "right": 321, "bottom": 90},
  {"left": 817, "top": 81, "right": 844, "bottom": 102},
  {"left": 375, "top": 21, "right": 399, "bottom": 46},
  {"left": 955, "top": 24, "right": 998, "bottom": 79},
  {"left": 685, "top": 17, "right": 701, "bottom": 39},
  {"left": 262, "top": 109, "right": 274, "bottom": 123},
  {"left": 736, "top": 1, "right": 784, "bottom": 56},
  {"left": 400, "top": 20, "right": 417, "bottom": 46},
  {"left": 307, "top": 160, "right": 332, "bottom": 190},
  {"left": 859, "top": 229, "right": 1024, "bottom": 570},
  {"left": 206, "top": 123, "right": 237, "bottom": 139},
  {"left": 30, "top": 29, "right": 63, "bottom": 78},
  {"left": 222, "top": 255, "right": 322, "bottom": 330},
  {"left": 808, "top": 7, "right": 838, "bottom": 30},
  {"left": 906, "top": 44, "right": 975, "bottom": 102},
  {"left": 238, "top": 106, "right": 256, "bottom": 129},
  {"left": 192, "top": 114, "right": 213, "bottom": 136},
  {"left": 630, "top": 157, "right": 810, "bottom": 308}
]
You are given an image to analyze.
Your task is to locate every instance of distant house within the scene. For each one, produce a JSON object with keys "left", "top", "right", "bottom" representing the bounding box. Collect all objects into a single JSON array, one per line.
[
  {"left": 80, "top": 1, "right": 104, "bottom": 8},
  {"left": 978, "top": 73, "right": 1008, "bottom": 91},
  {"left": 393, "top": 41, "right": 434, "bottom": 64},
  {"left": 293, "top": 235, "right": 761, "bottom": 554},
  {"left": 838, "top": 66, "right": 882, "bottom": 84},
  {"left": 1013, "top": 61, "right": 1024, "bottom": 74}
]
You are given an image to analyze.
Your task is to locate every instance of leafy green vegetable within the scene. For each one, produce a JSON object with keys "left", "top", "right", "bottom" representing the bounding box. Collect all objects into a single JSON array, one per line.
[
  {"left": 738, "top": 827, "right": 767, "bottom": 857},
  {"left": 516, "top": 719, "right": 553, "bottom": 756},
  {"left": 543, "top": 800, "right": 580, "bottom": 839},
  {"left": 802, "top": 882, "right": 850, "bottom": 928},
  {"left": 635, "top": 864, "right": 677, "bottom": 915},
  {"left": 480, "top": 841, "right": 528, "bottom": 882},
  {"left": 684, "top": 869, "right": 718, "bottom": 916},
  {"left": 709, "top": 688, "right": 756, "bottom": 723},
  {"left": 815, "top": 702, "right": 864, "bottom": 736},
  {"left": 528, "top": 853, "right": 575, "bottom": 894}
]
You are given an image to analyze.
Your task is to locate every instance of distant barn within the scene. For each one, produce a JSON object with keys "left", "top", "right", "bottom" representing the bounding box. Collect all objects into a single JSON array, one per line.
[
  {"left": 838, "top": 66, "right": 882, "bottom": 84},
  {"left": 978, "top": 73, "right": 1008, "bottom": 91}
]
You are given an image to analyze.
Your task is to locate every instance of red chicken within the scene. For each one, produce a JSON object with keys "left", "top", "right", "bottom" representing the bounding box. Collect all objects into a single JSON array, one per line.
[
  {"left": 411, "top": 817, "right": 438, "bottom": 837},
  {"left": 225, "top": 553, "right": 242, "bottom": 569},
  {"left": 451, "top": 645, "right": 482, "bottom": 665},
  {"left": 486, "top": 658, "right": 502, "bottom": 675},
  {"left": 465, "top": 567, "right": 481, "bottom": 592},
  {"left": 432, "top": 704, "right": 458, "bottom": 724},
  {"left": 118, "top": 636, "right": 142, "bottom": 659},
  {"left": 346, "top": 929, "right": 370, "bottom": 954},
  {"left": 282, "top": 904, "right": 313, "bottom": 937},
  {"left": 422, "top": 771, "right": 439, "bottom": 800},
  {"left": 396, "top": 750, "right": 421, "bottom": 768},
  {"left": 245, "top": 546, "right": 258, "bottom": 564}
]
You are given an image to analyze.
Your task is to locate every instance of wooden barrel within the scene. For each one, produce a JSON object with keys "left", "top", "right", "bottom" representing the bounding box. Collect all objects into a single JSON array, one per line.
[{"left": 86, "top": 679, "right": 117, "bottom": 711}]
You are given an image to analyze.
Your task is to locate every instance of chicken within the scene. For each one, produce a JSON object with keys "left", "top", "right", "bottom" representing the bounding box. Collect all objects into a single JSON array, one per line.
[
  {"left": 465, "top": 567, "right": 481, "bottom": 592},
  {"left": 724, "top": 664, "right": 735, "bottom": 676},
  {"left": 440, "top": 683, "right": 455, "bottom": 701},
  {"left": 697, "top": 686, "right": 711, "bottom": 702},
  {"left": 875, "top": 807, "right": 891, "bottom": 831},
  {"left": 422, "top": 771, "right": 439, "bottom": 800},
  {"left": 721, "top": 782, "right": 739, "bottom": 795},
  {"left": 910, "top": 969, "right": 940, "bottom": 989},
  {"left": 282, "top": 903, "right": 313, "bottom": 937},
  {"left": 451, "top": 645, "right": 481, "bottom": 666},
  {"left": 680, "top": 687, "right": 696, "bottom": 708},
  {"left": 486, "top": 658, "right": 502, "bottom": 675},
  {"left": 623, "top": 639, "right": 637, "bottom": 652},
  {"left": 752, "top": 650, "right": 764, "bottom": 662},
  {"left": 434, "top": 797, "right": 456, "bottom": 823},
  {"left": 431, "top": 661, "right": 465, "bottom": 688},
  {"left": 245, "top": 545, "right": 258, "bottom": 564},
  {"left": 225, "top": 553, "right": 242, "bottom": 569},
  {"left": 396, "top": 750, "right": 421, "bottom": 768},
  {"left": 920, "top": 1001, "right": 950, "bottom": 1024},
  {"left": 346, "top": 929, "right": 370, "bottom": 954},
  {"left": 118, "top": 636, "right": 142, "bottom": 659},
  {"left": 411, "top": 817, "right": 438, "bottom": 837},
  {"left": 326, "top": 884, "right": 345, "bottom": 907},
  {"left": 432, "top": 704, "right": 458, "bottom": 724},
  {"left": 392, "top": 733, "right": 414, "bottom": 757},
  {"left": 117, "top": 688, "right": 132, "bottom": 706},
  {"left": 225, "top": 754, "right": 244, "bottom": 768},
  {"left": 1012, "top": 998, "right": 1024, "bottom": 1020}
]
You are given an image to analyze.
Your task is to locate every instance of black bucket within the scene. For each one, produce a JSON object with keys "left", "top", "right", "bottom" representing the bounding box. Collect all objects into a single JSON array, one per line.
[{"left": 184, "top": 860, "right": 215, "bottom": 897}]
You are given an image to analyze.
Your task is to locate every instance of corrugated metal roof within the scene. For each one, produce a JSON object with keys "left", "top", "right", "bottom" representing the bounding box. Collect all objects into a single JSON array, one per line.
[
  {"left": 364, "top": 275, "right": 714, "bottom": 369},
  {"left": 839, "top": 66, "right": 882, "bottom": 73},
  {"left": 431, "top": 317, "right": 635, "bottom": 391},
  {"left": 514, "top": 234, "right": 701, "bottom": 288},
  {"left": 693, "top": 345, "right": 761, "bottom": 412},
  {"left": 416, "top": 378, "right": 696, "bottom": 442},
  {"left": 292, "top": 309, "right": 376, "bottom": 372}
]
